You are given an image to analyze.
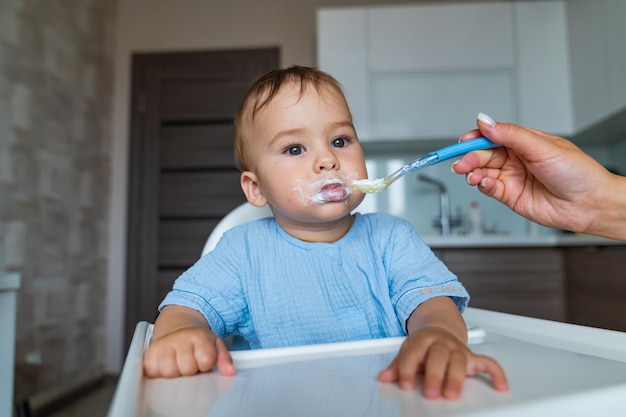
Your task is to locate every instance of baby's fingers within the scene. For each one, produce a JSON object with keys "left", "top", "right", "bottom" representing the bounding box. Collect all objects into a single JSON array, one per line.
[
  {"left": 143, "top": 344, "right": 182, "bottom": 378},
  {"left": 468, "top": 355, "right": 509, "bottom": 392},
  {"left": 437, "top": 350, "right": 468, "bottom": 400},
  {"left": 176, "top": 342, "right": 201, "bottom": 376},
  {"left": 212, "top": 338, "right": 236, "bottom": 376},
  {"left": 143, "top": 346, "right": 165, "bottom": 378},
  {"left": 421, "top": 343, "right": 452, "bottom": 399},
  {"left": 378, "top": 341, "right": 428, "bottom": 391},
  {"left": 190, "top": 332, "right": 235, "bottom": 376},
  {"left": 377, "top": 357, "right": 400, "bottom": 384}
]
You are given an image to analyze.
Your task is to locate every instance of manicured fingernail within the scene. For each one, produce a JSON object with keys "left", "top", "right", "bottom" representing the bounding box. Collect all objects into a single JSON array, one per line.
[
  {"left": 457, "top": 136, "right": 463, "bottom": 143},
  {"left": 466, "top": 172, "right": 473, "bottom": 185},
  {"left": 477, "top": 112, "right": 496, "bottom": 127},
  {"left": 451, "top": 160, "right": 459, "bottom": 173},
  {"left": 480, "top": 178, "right": 488, "bottom": 188}
]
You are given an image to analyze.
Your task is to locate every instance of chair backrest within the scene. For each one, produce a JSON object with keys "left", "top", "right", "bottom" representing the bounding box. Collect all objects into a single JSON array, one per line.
[{"left": 201, "top": 203, "right": 274, "bottom": 256}]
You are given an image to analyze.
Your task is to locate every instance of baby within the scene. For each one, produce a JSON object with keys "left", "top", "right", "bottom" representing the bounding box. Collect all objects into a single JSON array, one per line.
[{"left": 143, "top": 66, "right": 508, "bottom": 400}]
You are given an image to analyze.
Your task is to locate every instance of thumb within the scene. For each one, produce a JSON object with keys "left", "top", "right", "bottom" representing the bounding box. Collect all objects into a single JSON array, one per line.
[{"left": 476, "top": 112, "right": 545, "bottom": 156}]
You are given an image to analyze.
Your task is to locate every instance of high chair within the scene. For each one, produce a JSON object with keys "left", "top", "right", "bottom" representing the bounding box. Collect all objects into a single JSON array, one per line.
[{"left": 201, "top": 203, "right": 273, "bottom": 256}]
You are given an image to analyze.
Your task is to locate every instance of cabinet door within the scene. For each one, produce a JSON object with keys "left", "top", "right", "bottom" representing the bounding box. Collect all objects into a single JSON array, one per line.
[
  {"left": 317, "top": 8, "right": 371, "bottom": 139},
  {"left": 368, "top": 4, "right": 514, "bottom": 72},
  {"left": 565, "top": 246, "right": 626, "bottom": 332},
  {"left": 514, "top": 2, "right": 574, "bottom": 134},
  {"left": 436, "top": 248, "right": 566, "bottom": 321},
  {"left": 370, "top": 71, "right": 515, "bottom": 139},
  {"left": 368, "top": 4, "right": 516, "bottom": 140}
]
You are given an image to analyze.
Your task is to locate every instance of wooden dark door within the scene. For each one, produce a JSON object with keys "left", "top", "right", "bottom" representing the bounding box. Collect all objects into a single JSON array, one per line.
[{"left": 125, "top": 48, "right": 279, "bottom": 347}]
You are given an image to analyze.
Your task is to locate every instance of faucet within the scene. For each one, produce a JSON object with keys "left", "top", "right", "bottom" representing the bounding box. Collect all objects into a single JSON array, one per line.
[{"left": 417, "top": 175, "right": 461, "bottom": 236}]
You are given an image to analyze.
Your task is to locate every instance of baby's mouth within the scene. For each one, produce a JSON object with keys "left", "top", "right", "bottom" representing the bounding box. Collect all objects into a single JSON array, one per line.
[{"left": 315, "top": 181, "right": 350, "bottom": 203}]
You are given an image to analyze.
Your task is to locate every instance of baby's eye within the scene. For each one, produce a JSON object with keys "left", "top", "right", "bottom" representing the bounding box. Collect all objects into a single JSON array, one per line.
[
  {"left": 331, "top": 136, "right": 350, "bottom": 148},
  {"left": 285, "top": 145, "right": 304, "bottom": 155}
]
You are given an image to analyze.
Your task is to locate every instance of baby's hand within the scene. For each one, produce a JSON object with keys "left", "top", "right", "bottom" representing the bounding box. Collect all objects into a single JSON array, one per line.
[
  {"left": 143, "top": 327, "right": 235, "bottom": 378},
  {"left": 378, "top": 327, "right": 508, "bottom": 400}
]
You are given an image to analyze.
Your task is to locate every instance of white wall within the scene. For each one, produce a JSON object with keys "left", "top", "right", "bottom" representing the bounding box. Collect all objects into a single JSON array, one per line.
[{"left": 108, "top": 0, "right": 491, "bottom": 373}]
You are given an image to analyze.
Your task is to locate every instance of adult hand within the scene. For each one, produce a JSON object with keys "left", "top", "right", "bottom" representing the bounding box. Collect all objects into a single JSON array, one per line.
[{"left": 452, "top": 113, "right": 626, "bottom": 239}]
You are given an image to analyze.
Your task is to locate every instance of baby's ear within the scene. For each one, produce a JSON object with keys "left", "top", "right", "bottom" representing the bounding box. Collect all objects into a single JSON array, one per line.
[{"left": 240, "top": 171, "right": 267, "bottom": 207}]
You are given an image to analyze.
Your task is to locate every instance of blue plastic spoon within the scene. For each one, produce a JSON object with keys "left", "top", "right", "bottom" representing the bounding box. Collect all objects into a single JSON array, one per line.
[{"left": 351, "top": 137, "right": 501, "bottom": 193}]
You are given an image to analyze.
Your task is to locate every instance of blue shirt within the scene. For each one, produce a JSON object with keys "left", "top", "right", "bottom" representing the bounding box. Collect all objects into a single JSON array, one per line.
[{"left": 159, "top": 212, "right": 469, "bottom": 349}]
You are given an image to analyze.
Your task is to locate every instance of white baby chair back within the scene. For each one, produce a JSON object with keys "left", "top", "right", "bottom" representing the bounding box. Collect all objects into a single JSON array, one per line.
[{"left": 201, "top": 202, "right": 274, "bottom": 257}]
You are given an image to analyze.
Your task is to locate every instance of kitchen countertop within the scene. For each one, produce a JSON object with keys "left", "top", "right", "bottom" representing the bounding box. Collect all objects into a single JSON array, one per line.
[{"left": 421, "top": 234, "right": 626, "bottom": 248}]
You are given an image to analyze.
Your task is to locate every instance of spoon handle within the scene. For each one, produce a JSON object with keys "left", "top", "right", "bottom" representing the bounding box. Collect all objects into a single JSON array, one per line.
[
  {"left": 430, "top": 137, "right": 501, "bottom": 162},
  {"left": 403, "top": 137, "right": 500, "bottom": 175}
]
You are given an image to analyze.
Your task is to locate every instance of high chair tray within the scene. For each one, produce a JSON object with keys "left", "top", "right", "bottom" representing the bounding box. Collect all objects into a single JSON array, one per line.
[{"left": 108, "top": 308, "right": 626, "bottom": 417}]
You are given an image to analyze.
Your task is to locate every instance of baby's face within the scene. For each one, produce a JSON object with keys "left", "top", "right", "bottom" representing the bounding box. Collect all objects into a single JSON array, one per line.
[{"left": 247, "top": 83, "right": 367, "bottom": 225}]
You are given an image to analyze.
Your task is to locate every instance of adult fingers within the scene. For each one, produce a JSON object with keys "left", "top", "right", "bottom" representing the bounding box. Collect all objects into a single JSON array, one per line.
[
  {"left": 452, "top": 147, "right": 508, "bottom": 175},
  {"left": 476, "top": 117, "right": 567, "bottom": 160}
]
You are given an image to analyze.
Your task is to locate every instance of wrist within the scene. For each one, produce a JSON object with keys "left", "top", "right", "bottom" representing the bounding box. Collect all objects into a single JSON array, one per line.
[{"left": 587, "top": 174, "right": 626, "bottom": 241}]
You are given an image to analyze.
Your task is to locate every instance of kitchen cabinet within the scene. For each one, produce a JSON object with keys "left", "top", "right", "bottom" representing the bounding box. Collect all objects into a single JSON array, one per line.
[
  {"left": 367, "top": 4, "right": 514, "bottom": 73},
  {"left": 366, "top": 4, "right": 516, "bottom": 140},
  {"left": 434, "top": 248, "right": 566, "bottom": 322},
  {"left": 317, "top": 1, "right": 626, "bottom": 142},
  {"left": 564, "top": 246, "right": 626, "bottom": 332},
  {"left": 431, "top": 242, "right": 626, "bottom": 332}
]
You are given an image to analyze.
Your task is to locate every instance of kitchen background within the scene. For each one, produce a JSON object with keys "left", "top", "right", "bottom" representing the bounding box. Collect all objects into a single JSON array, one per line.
[{"left": 1, "top": 0, "right": 625, "bottom": 414}]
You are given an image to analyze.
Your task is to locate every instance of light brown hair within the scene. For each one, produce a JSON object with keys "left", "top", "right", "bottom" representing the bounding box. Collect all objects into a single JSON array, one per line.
[{"left": 232, "top": 65, "right": 351, "bottom": 171}]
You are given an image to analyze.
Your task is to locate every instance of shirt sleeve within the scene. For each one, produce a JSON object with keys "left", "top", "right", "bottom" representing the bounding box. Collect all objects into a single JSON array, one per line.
[
  {"left": 158, "top": 228, "right": 248, "bottom": 337},
  {"left": 382, "top": 217, "right": 470, "bottom": 327}
]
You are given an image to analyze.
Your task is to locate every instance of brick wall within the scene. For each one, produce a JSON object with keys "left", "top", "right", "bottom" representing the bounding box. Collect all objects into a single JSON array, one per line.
[{"left": 0, "top": 0, "right": 116, "bottom": 403}]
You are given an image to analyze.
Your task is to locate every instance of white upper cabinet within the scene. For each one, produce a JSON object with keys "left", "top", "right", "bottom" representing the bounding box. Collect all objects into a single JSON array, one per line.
[
  {"left": 317, "top": 1, "right": 626, "bottom": 142},
  {"left": 316, "top": 8, "right": 370, "bottom": 139},
  {"left": 367, "top": 4, "right": 514, "bottom": 72}
]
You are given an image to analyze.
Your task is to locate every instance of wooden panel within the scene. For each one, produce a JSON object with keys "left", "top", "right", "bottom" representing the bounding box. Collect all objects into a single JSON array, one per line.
[
  {"left": 157, "top": 269, "right": 185, "bottom": 308},
  {"left": 160, "top": 124, "right": 235, "bottom": 169},
  {"left": 439, "top": 248, "right": 566, "bottom": 321},
  {"left": 160, "top": 78, "right": 249, "bottom": 121},
  {"left": 159, "top": 171, "right": 245, "bottom": 217},
  {"left": 442, "top": 248, "right": 563, "bottom": 273},
  {"left": 565, "top": 246, "right": 626, "bottom": 331},
  {"left": 158, "top": 48, "right": 279, "bottom": 121},
  {"left": 158, "top": 220, "right": 220, "bottom": 267}
]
